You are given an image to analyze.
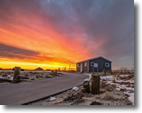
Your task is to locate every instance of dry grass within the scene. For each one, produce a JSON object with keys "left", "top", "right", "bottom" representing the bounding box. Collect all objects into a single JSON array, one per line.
[{"left": 112, "top": 67, "right": 134, "bottom": 75}]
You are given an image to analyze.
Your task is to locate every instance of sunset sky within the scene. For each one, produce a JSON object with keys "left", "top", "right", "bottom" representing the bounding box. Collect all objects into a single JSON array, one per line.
[{"left": 0, "top": 0, "right": 134, "bottom": 70}]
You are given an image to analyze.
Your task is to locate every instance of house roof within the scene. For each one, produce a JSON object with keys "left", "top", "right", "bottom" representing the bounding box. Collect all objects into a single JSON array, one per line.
[
  {"left": 35, "top": 67, "right": 43, "bottom": 70},
  {"left": 76, "top": 56, "right": 112, "bottom": 63}
]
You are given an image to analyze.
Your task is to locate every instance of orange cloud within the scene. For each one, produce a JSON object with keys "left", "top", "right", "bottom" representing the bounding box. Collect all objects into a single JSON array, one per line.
[{"left": 0, "top": 2, "right": 105, "bottom": 70}]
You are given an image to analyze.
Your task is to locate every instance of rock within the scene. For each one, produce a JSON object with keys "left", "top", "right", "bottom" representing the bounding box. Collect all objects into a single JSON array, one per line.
[
  {"left": 20, "top": 76, "right": 29, "bottom": 79},
  {"left": 83, "top": 81, "right": 90, "bottom": 93},
  {"left": 120, "top": 88, "right": 126, "bottom": 91},
  {"left": 25, "top": 74, "right": 29, "bottom": 76},
  {"left": 70, "top": 99, "right": 85, "bottom": 105},
  {"left": 64, "top": 90, "right": 84, "bottom": 101},
  {"left": 105, "top": 85, "right": 115, "bottom": 91},
  {"left": 2, "top": 74, "right": 7, "bottom": 77},
  {"left": 0, "top": 78, "right": 12, "bottom": 82},
  {"left": 45, "top": 75, "right": 53, "bottom": 78},
  {"left": 30, "top": 78, "right": 35, "bottom": 80},
  {"left": 36, "top": 75, "right": 40, "bottom": 79},
  {"left": 40, "top": 75, "right": 43, "bottom": 78},
  {"left": 90, "top": 101, "right": 102, "bottom": 105},
  {"left": 72, "top": 87, "right": 79, "bottom": 91},
  {"left": 58, "top": 73, "right": 64, "bottom": 75}
]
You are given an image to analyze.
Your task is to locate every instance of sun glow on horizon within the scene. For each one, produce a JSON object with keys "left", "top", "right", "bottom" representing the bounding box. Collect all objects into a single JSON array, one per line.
[
  {"left": 0, "top": 21, "right": 93, "bottom": 70},
  {"left": 0, "top": 60, "right": 76, "bottom": 70}
]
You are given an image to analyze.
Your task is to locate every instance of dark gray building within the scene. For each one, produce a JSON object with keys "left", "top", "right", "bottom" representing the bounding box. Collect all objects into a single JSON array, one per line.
[{"left": 76, "top": 57, "right": 112, "bottom": 73}]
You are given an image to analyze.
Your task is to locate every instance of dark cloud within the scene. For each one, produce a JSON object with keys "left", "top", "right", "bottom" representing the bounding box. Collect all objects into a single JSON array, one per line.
[
  {"left": 0, "top": 43, "right": 39, "bottom": 59},
  {"left": 0, "top": 43, "right": 75, "bottom": 64}
]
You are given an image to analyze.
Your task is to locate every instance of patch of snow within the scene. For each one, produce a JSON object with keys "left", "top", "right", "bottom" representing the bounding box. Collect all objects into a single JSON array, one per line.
[
  {"left": 84, "top": 78, "right": 90, "bottom": 82},
  {"left": 9, "top": 76, "right": 13, "bottom": 81},
  {"left": 100, "top": 75, "right": 113, "bottom": 81},
  {"left": 72, "top": 87, "right": 79, "bottom": 91},
  {"left": 7, "top": 75, "right": 13, "bottom": 81},
  {"left": 0, "top": 75, "right": 13, "bottom": 81},
  {"left": 85, "top": 73, "right": 134, "bottom": 105},
  {"left": 124, "top": 92, "right": 134, "bottom": 105},
  {"left": 84, "top": 74, "right": 91, "bottom": 82},
  {"left": 119, "top": 74, "right": 130, "bottom": 77},
  {"left": 116, "top": 87, "right": 120, "bottom": 91},
  {"left": 102, "top": 75, "right": 134, "bottom": 105},
  {"left": 0, "top": 76, "right": 4, "bottom": 79},
  {"left": 88, "top": 74, "right": 91, "bottom": 80},
  {"left": 49, "top": 97, "right": 56, "bottom": 101}
]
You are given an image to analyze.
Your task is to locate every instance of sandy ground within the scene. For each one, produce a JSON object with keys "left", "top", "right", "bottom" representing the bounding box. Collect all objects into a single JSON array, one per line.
[{"left": 30, "top": 74, "right": 134, "bottom": 105}]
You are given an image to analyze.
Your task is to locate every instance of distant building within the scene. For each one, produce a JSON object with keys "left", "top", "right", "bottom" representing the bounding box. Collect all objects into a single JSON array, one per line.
[
  {"left": 76, "top": 56, "right": 112, "bottom": 73},
  {"left": 35, "top": 67, "right": 43, "bottom": 71}
]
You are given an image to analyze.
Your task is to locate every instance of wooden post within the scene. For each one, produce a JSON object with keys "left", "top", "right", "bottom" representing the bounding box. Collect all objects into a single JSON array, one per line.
[
  {"left": 103, "top": 69, "right": 106, "bottom": 75},
  {"left": 13, "top": 67, "right": 21, "bottom": 83},
  {"left": 50, "top": 70, "right": 57, "bottom": 76},
  {"left": 54, "top": 69, "right": 57, "bottom": 76},
  {"left": 91, "top": 73, "right": 100, "bottom": 94},
  {"left": 69, "top": 64, "right": 71, "bottom": 72},
  {"left": 65, "top": 66, "right": 66, "bottom": 72}
]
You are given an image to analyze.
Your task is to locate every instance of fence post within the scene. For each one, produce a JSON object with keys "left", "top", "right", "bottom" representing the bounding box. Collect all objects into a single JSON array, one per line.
[
  {"left": 13, "top": 67, "right": 21, "bottom": 83},
  {"left": 91, "top": 73, "right": 100, "bottom": 94}
]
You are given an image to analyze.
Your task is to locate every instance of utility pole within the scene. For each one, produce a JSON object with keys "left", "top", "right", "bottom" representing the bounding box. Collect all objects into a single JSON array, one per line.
[
  {"left": 92, "top": 62, "right": 94, "bottom": 74},
  {"left": 69, "top": 64, "right": 71, "bottom": 72},
  {"left": 65, "top": 66, "right": 66, "bottom": 72}
]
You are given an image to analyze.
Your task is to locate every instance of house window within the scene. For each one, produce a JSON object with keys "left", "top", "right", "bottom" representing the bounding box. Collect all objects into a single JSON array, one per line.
[
  {"left": 105, "top": 63, "right": 109, "bottom": 67},
  {"left": 84, "top": 62, "right": 87, "bottom": 66},
  {"left": 91, "top": 62, "right": 94, "bottom": 66},
  {"left": 77, "top": 64, "right": 80, "bottom": 67},
  {"left": 94, "top": 63, "right": 98, "bottom": 67}
]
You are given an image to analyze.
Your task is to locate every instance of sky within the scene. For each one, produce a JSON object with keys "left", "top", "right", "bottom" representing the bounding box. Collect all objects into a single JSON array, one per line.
[{"left": 0, "top": 0, "right": 134, "bottom": 70}]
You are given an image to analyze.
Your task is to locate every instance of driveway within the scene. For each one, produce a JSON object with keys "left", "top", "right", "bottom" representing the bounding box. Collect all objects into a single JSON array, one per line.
[{"left": 0, "top": 72, "right": 88, "bottom": 105}]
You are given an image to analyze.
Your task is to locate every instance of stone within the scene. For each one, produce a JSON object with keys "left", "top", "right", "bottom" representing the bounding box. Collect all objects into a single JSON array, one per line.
[
  {"left": 45, "top": 75, "right": 53, "bottom": 78},
  {"left": 90, "top": 101, "right": 102, "bottom": 105},
  {"left": 64, "top": 90, "right": 84, "bottom": 101},
  {"left": 36, "top": 75, "right": 40, "bottom": 79},
  {"left": 83, "top": 81, "right": 90, "bottom": 93},
  {"left": 30, "top": 78, "right": 35, "bottom": 80}
]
